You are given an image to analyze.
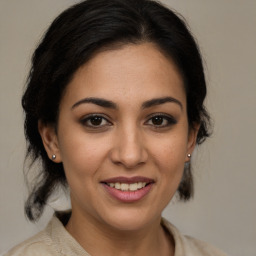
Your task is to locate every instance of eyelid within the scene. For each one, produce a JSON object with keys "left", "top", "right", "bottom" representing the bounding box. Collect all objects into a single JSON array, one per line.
[
  {"left": 80, "top": 113, "right": 112, "bottom": 127},
  {"left": 145, "top": 113, "right": 177, "bottom": 127}
]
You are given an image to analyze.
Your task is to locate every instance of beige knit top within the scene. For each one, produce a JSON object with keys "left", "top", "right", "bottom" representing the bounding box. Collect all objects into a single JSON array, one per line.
[{"left": 5, "top": 214, "right": 228, "bottom": 256}]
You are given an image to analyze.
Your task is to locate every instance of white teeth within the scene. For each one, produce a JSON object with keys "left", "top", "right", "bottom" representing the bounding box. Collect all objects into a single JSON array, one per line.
[
  {"left": 129, "top": 183, "right": 138, "bottom": 191},
  {"left": 121, "top": 183, "right": 129, "bottom": 191},
  {"left": 137, "top": 182, "right": 143, "bottom": 189},
  {"left": 115, "top": 182, "right": 121, "bottom": 189},
  {"left": 107, "top": 182, "right": 147, "bottom": 191},
  {"left": 109, "top": 183, "right": 115, "bottom": 188}
]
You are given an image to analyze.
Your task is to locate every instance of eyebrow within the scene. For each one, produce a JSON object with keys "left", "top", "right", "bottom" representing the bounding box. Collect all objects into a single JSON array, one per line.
[
  {"left": 71, "top": 96, "right": 182, "bottom": 110},
  {"left": 142, "top": 97, "right": 183, "bottom": 110},
  {"left": 72, "top": 97, "right": 117, "bottom": 109}
]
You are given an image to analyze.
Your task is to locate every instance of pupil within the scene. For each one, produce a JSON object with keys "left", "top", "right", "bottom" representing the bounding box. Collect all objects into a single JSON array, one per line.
[
  {"left": 91, "top": 117, "right": 102, "bottom": 125},
  {"left": 152, "top": 116, "right": 163, "bottom": 125}
]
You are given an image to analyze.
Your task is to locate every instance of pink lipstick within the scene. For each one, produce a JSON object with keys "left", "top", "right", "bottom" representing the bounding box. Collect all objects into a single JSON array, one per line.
[{"left": 101, "top": 176, "right": 154, "bottom": 203}]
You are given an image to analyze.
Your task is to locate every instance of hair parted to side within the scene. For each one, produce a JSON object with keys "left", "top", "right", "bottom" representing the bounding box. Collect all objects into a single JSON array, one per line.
[{"left": 22, "top": 0, "right": 211, "bottom": 221}]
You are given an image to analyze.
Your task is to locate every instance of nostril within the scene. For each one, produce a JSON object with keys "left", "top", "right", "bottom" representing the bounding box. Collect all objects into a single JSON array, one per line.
[
  {"left": 109, "top": 133, "right": 148, "bottom": 168},
  {"left": 110, "top": 151, "right": 147, "bottom": 168}
]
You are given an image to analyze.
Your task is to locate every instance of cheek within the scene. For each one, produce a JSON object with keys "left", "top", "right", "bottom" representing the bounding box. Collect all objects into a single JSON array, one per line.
[
  {"left": 149, "top": 132, "right": 188, "bottom": 193},
  {"left": 57, "top": 130, "right": 110, "bottom": 181},
  {"left": 154, "top": 143, "right": 186, "bottom": 181},
  {"left": 154, "top": 142, "right": 186, "bottom": 203},
  {"left": 151, "top": 132, "right": 188, "bottom": 169}
]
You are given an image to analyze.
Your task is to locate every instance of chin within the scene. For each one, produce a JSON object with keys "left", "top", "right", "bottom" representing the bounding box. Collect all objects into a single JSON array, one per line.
[{"left": 98, "top": 207, "right": 160, "bottom": 232}]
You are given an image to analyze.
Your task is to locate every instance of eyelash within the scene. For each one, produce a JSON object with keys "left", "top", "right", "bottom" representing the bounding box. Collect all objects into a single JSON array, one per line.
[
  {"left": 80, "top": 114, "right": 112, "bottom": 129},
  {"left": 80, "top": 113, "right": 177, "bottom": 129},
  {"left": 145, "top": 113, "right": 177, "bottom": 128}
]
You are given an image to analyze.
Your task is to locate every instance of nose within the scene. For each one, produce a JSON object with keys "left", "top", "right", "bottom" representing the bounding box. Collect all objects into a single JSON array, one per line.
[{"left": 109, "top": 126, "right": 148, "bottom": 169}]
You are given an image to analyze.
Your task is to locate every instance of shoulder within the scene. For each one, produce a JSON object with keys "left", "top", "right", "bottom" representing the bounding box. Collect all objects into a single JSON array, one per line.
[
  {"left": 161, "top": 218, "right": 228, "bottom": 256},
  {"left": 4, "top": 216, "right": 63, "bottom": 256},
  {"left": 4, "top": 230, "right": 58, "bottom": 256},
  {"left": 5, "top": 213, "right": 89, "bottom": 256},
  {"left": 181, "top": 235, "right": 228, "bottom": 256}
]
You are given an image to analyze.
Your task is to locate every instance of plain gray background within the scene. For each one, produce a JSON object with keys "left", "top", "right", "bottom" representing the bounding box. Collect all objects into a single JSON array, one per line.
[{"left": 0, "top": 0, "right": 255, "bottom": 255}]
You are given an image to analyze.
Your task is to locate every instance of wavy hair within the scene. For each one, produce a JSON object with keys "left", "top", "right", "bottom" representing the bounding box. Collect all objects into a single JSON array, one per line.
[{"left": 22, "top": 0, "right": 211, "bottom": 221}]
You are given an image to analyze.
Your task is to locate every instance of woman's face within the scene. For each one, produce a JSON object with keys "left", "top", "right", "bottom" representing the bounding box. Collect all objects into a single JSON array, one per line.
[{"left": 41, "top": 43, "right": 197, "bottom": 231}]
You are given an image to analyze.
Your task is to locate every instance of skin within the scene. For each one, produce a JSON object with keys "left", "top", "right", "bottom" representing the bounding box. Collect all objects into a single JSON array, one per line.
[{"left": 39, "top": 43, "right": 198, "bottom": 256}]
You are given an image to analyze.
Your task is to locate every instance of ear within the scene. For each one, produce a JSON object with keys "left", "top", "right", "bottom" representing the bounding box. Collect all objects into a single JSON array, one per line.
[
  {"left": 185, "top": 123, "right": 200, "bottom": 162},
  {"left": 38, "top": 120, "right": 62, "bottom": 163}
]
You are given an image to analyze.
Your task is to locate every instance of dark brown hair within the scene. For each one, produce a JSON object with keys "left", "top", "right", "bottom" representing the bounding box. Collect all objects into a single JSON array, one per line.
[{"left": 22, "top": 0, "right": 211, "bottom": 221}]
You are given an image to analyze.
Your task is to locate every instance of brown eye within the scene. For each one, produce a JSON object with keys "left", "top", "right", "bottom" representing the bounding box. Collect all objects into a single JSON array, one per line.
[
  {"left": 146, "top": 114, "right": 177, "bottom": 128},
  {"left": 151, "top": 116, "right": 164, "bottom": 126},
  {"left": 81, "top": 114, "right": 111, "bottom": 128},
  {"left": 90, "top": 116, "right": 103, "bottom": 126}
]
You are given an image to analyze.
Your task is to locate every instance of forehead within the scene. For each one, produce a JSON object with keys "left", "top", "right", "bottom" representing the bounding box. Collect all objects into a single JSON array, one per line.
[{"left": 61, "top": 43, "right": 186, "bottom": 108}]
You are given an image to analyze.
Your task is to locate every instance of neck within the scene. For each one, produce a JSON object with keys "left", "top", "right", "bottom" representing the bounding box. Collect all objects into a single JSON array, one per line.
[{"left": 65, "top": 211, "right": 174, "bottom": 256}]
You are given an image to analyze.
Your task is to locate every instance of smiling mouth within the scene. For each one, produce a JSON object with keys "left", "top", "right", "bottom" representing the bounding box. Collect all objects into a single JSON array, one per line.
[
  {"left": 105, "top": 182, "right": 148, "bottom": 191},
  {"left": 101, "top": 177, "right": 154, "bottom": 202},
  {"left": 101, "top": 176, "right": 154, "bottom": 192}
]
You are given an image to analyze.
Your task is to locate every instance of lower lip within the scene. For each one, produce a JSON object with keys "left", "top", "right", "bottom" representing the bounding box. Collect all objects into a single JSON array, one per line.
[{"left": 102, "top": 183, "right": 153, "bottom": 203}]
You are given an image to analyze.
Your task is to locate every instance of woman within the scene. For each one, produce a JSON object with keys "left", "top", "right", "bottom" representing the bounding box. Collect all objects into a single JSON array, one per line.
[{"left": 6, "top": 0, "right": 227, "bottom": 255}]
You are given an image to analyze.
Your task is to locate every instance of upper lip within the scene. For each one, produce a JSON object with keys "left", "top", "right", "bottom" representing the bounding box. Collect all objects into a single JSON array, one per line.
[{"left": 101, "top": 176, "right": 154, "bottom": 184}]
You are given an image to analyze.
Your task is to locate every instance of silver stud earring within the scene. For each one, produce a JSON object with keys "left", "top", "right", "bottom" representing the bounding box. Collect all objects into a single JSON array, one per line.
[
  {"left": 52, "top": 154, "right": 56, "bottom": 160},
  {"left": 187, "top": 153, "right": 191, "bottom": 158}
]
